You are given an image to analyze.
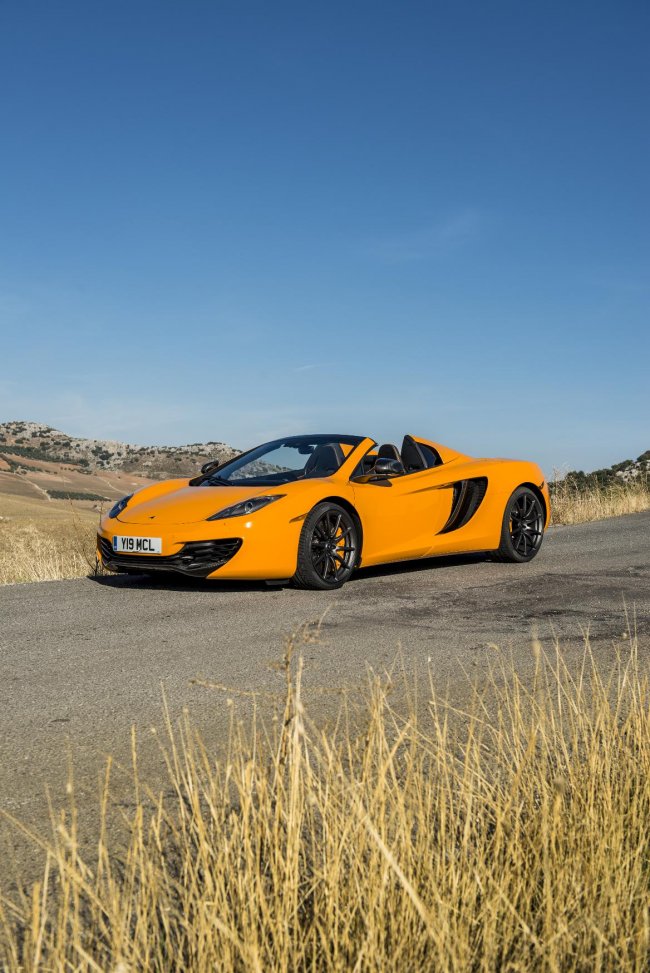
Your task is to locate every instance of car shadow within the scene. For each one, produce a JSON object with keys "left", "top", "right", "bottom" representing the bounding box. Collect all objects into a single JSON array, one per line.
[
  {"left": 349, "top": 551, "right": 492, "bottom": 583},
  {"left": 87, "top": 552, "right": 493, "bottom": 593},
  {"left": 87, "top": 572, "right": 276, "bottom": 594}
]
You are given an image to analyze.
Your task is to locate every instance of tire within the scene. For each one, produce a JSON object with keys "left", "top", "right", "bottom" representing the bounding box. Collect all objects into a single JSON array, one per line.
[
  {"left": 292, "top": 502, "right": 359, "bottom": 590},
  {"left": 495, "top": 486, "right": 545, "bottom": 563}
]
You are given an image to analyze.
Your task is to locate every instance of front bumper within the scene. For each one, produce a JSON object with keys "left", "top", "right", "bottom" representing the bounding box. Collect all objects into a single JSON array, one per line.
[
  {"left": 97, "top": 505, "right": 305, "bottom": 579},
  {"left": 98, "top": 535, "right": 243, "bottom": 578}
]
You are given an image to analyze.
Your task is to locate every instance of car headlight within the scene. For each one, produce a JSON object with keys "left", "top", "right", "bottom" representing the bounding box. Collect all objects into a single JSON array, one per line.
[
  {"left": 207, "top": 495, "right": 284, "bottom": 520},
  {"left": 108, "top": 494, "right": 133, "bottom": 519}
]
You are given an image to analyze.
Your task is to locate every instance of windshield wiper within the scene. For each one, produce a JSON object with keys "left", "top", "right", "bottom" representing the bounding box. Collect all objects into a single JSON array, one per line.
[{"left": 189, "top": 472, "right": 231, "bottom": 487}]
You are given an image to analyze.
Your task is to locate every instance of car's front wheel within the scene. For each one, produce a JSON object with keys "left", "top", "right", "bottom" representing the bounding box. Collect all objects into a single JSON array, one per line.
[
  {"left": 495, "top": 486, "right": 545, "bottom": 562},
  {"left": 293, "top": 502, "right": 359, "bottom": 590}
]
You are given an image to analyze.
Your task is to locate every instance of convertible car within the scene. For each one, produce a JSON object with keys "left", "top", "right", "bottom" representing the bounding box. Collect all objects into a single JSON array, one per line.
[{"left": 97, "top": 433, "right": 550, "bottom": 590}]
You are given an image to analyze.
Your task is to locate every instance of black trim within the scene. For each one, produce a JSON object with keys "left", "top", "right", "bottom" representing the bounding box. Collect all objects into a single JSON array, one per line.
[
  {"left": 438, "top": 477, "right": 488, "bottom": 534},
  {"left": 350, "top": 474, "right": 393, "bottom": 486},
  {"left": 98, "top": 535, "right": 242, "bottom": 578}
]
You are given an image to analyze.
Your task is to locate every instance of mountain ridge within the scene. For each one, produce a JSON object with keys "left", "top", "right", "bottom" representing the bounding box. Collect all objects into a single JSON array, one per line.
[
  {"left": 1, "top": 420, "right": 647, "bottom": 497},
  {"left": 0, "top": 420, "right": 239, "bottom": 479}
]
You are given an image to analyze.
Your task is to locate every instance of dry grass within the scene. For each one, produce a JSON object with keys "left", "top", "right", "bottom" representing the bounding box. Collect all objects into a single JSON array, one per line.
[
  {"left": 0, "top": 494, "right": 99, "bottom": 584},
  {"left": 551, "top": 476, "right": 650, "bottom": 525},
  {"left": 1, "top": 631, "right": 649, "bottom": 971}
]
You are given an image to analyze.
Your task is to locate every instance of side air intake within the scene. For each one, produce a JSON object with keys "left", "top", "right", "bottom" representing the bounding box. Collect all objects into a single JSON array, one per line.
[{"left": 438, "top": 477, "right": 488, "bottom": 534}]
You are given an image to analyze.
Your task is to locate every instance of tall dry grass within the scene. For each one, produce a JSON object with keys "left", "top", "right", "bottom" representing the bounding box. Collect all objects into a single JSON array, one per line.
[
  {"left": 0, "top": 523, "right": 90, "bottom": 584},
  {"left": 551, "top": 476, "right": 650, "bottom": 525},
  {"left": 1, "top": 631, "right": 649, "bottom": 971},
  {"left": 0, "top": 503, "right": 99, "bottom": 584}
]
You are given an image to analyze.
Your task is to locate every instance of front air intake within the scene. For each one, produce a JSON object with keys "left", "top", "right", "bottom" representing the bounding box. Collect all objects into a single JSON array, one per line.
[{"left": 98, "top": 536, "right": 242, "bottom": 577}]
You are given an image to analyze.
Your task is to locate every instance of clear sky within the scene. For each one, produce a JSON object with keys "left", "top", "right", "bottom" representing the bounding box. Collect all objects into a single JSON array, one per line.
[{"left": 1, "top": 1, "right": 648, "bottom": 476}]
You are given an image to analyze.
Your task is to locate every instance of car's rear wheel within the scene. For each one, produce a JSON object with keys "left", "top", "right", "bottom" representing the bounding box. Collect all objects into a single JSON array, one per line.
[
  {"left": 495, "top": 486, "right": 545, "bottom": 562},
  {"left": 293, "top": 502, "right": 359, "bottom": 590}
]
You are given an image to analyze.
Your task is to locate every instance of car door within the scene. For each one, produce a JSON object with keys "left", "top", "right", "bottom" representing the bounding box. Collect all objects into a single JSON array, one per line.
[{"left": 351, "top": 466, "right": 454, "bottom": 567}]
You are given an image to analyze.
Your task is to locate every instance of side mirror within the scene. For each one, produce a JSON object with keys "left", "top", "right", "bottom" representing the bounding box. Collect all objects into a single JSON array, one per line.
[
  {"left": 373, "top": 457, "right": 404, "bottom": 476},
  {"left": 201, "top": 459, "right": 221, "bottom": 475}
]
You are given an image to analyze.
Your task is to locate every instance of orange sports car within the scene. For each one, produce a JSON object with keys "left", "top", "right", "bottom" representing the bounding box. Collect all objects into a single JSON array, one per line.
[{"left": 97, "top": 433, "right": 550, "bottom": 590}]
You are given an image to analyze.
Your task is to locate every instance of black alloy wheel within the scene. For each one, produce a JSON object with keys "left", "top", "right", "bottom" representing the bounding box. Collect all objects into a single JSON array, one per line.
[
  {"left": 495, "top": 486, "right": 545, "bottom": 563},
  {"left": 293, "top": 502, "right": 359, "bottom": 590}
]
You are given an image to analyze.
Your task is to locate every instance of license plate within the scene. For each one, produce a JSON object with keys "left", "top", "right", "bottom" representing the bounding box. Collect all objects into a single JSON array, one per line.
[{"left": 112, "top": 535, "right": 162, "bottom": 554}]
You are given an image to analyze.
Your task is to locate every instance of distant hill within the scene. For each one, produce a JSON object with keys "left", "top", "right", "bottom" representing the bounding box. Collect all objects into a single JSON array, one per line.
[
  {"left": 3, "top": 419, "right": 646, "bottom": 504},
  {"left": 0, "top": 420, "right": 240, "bottom": 508},
  {"left": 560, "top": 451, "right": 650, "bottom": 490},
  {"left": 0, "top": 421, "right": 238, "bottom": 478}
]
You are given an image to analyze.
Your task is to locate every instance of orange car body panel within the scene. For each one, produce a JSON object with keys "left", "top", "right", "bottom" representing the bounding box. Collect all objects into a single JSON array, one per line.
[{"left": 97, "top": 434, "right": 550, "bottom": 581}]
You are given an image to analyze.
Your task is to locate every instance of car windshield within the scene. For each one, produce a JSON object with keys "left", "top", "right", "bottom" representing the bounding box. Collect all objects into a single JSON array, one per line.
[{"left": 200, "top": 434, "right": 365, "bottom": 487}]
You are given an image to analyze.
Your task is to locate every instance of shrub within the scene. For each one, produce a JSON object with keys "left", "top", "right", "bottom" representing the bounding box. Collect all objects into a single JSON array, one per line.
[{"left": 46, "top": 490, "right": 109, "bottom": 502}]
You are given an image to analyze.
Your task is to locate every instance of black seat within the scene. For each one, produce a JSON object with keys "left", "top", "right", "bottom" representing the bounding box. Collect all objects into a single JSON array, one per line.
[
  {"left": 377, "top": 443, "right": 405, "bottom": 474},
  {"left": 400, "top": 435, "right": 428, "bottom": 473},
  {"left": 303, "top": 443, "right": 344, "bottom": 478},
  {"left": 377, "top": 443, "right": 402, "bottom": 463}
]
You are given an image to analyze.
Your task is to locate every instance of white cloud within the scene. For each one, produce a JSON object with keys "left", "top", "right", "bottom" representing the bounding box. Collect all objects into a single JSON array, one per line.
[{"left": 361, "top": 209, "right": 481, "bottom": 263}]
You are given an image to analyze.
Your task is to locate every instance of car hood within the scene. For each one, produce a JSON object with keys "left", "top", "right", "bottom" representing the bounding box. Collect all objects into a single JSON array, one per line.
[{"left": 116, "top": 484, "right": 282, "bottom": 525}]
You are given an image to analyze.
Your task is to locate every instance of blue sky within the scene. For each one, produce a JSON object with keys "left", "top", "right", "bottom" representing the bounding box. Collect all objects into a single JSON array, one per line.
[{"left": 1, "top": 1, "right": 648, "bottom": 476}]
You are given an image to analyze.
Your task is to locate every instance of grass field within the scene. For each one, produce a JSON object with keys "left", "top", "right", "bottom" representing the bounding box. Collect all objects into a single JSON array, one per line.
[
  {"left": 0, "top": 632, "right": 648, "bottom": 971},
  {"left": 0, "top": 494, "right": 100, "bottom": 584},
  {"left": 550, "top": 475, "right": 650, "bottom": 526}
]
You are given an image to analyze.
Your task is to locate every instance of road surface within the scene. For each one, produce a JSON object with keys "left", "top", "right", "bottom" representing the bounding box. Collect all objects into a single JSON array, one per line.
[{"left": 1, "top": 512, "right": 648, "bottom": 874}]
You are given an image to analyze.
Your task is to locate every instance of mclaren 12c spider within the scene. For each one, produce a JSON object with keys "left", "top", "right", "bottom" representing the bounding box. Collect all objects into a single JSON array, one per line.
[{"left": 97, "top": 433, "right": 550, "bottom": 590}]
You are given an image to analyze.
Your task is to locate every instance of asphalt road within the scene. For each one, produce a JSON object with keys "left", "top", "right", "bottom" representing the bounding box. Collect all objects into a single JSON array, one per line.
[{"left": 1, "top": 512, "right": 649, "bottom": 874}]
